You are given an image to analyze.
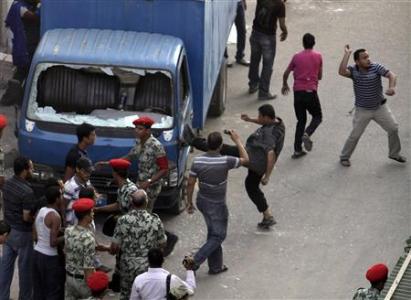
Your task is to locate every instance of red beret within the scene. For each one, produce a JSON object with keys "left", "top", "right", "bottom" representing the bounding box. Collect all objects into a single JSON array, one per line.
[
  {"left": 0, "top": 114, "right": 7, "bottom": 129},
  {"left": 87, "top": 271, "right": 109, "bottom": 292},
  {"left": 132, "top": 116, "right": 155, "bottom": 128},
  {"left": 366, "top": 263, "right": 388, "bottom": 283},
  {"left": 72, "top": 198, "right": 95, "bottom": 213},
  {"left": 109, "top": 158, "right": 131, "bottom": 170}
]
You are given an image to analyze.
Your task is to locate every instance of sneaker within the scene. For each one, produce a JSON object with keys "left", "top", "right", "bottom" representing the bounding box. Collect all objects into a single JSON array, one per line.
[
  {"left": 249, "top": 85, "right": 258, "bottom": 94},
  {"left": 258, "top": 93, "right": 277, "bottom": 101},
  {"left": 291, "top": 151, "right": 307, "bottom": 159},
  {"left": 257, "top": 216, "right": 277, "bottom": 228},
  {"left": 340, "top": 159, "right": 351, "bottom": 167},
  {"left": 389, "top": 155, "right": 407, "bottom": 163},
  {"left": 302, "top": 133, "right": 313, "bottom": 152},
  {"left": 227, "top": 61, "right": 234, "bottom": 68},
  {"left": 236, "top": 58, "right": 250, "bottom": 66},
  {"left": 163, "top": 232, "right": 179, "bottom": 257}
]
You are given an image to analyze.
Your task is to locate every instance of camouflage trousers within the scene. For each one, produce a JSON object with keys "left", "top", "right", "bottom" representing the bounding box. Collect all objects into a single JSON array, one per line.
[
  {"left": 65, "top": 275, "right": 91, "bottom": 300},
  {"left": 146, "top": 185, "right": 161, "bottom": 212},
  {"left": 119, "top": 257, "right": 148, "bottom": 300}
]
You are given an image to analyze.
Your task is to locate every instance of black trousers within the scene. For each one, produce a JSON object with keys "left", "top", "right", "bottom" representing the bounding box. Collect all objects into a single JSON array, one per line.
[
  {"left": 192, "top": 138, "right": 268, "bottom": 213},
  {"left": 294, "top": 91, "right": 322, "bottom": 152}
]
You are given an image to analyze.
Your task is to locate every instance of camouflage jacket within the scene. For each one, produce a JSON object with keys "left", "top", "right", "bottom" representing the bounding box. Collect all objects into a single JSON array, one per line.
[
  {"left": 352, "top": 287, "right": 380, "bottom": 300},
  {"left": 117, "top": 179, "right": 138, "bottom": 214},
  {"left": 65, "top": 225, "right": 96, "bottom": 275},
  {"left": 125, "top": 135, "right": 166, "bottom": 183},
  {"left": 112, "top": 209, "right": 166, "bottom": 271}
]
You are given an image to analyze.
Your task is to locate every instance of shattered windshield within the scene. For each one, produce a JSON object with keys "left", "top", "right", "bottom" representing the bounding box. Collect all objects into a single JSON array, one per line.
[{"left": 26, "top": 63, "right": 174, "bottom": 129}]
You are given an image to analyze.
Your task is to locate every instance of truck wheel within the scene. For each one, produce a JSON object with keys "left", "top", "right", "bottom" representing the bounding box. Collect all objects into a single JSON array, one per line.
[
  {"left": 208, "top": 59, "right": 228, "bottom": 117},
  {"left": 169, "top": 177, "right": 187, "bottom": 215}
]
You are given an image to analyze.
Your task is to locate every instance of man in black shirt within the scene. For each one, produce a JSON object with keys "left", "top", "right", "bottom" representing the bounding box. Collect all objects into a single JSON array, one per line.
[
  {"left": 248, "top": 0, "right": 288, "bottom": 100},
  {"left": 64, "top": 123, "right": 96, "bottom": 182},
  {"left": 0, "top": 156, "right": 36, "bottom": 300},
  {"left": 191, "top": 104, "right": 285, "bottom": 228}
]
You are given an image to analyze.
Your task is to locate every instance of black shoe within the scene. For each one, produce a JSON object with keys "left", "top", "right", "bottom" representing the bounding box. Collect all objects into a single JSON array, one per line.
[
  {"left": 291, "top": 151, "right": 307, "bottom": 159},
  {"left": 389, "top": 155, "right": 407, "bottom": 163},
  {"left": 302, "top": 133, "right": 313, "bottom": 152},
  {"left": 208, "top": 265, "right": 228, "bottom": 275},
  {"left": 236, "top": 58, "right": 250, "bottom": 66},
  {"left": 257, "top": 216, "right": 277, "bottom": 229},
  {"left": 340, "top": 159, "right": 351, "bottom": 167},
  {"left": 182, "top": 124, "right": 196, "bottom": 146},
  {"left": 163, "top": 232, "right": 178, "bottom": 257},
  {"left": 258, "top": 93, "right": 277, "bottom": 101},
  {"left": 249, "top": 85, "right": 258, "bottom": 94}
]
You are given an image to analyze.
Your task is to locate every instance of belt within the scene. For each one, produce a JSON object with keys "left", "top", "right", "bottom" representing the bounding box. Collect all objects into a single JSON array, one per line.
[{"left": 66, "top": 271, "right": 84, "bottom": 280}]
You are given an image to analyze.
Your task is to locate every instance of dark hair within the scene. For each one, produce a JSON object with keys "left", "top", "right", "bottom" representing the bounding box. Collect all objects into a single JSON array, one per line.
[
  {"left": 207, "top": 132, "right": 223, "bottom": 151},
  {"left": 0, "top": 220, "right": 11, "bottom": 235},
  {"left": 148, "top": 248, "right": 164, "bottom": 268},
  {"left": 79, "top": 187, "right": 95, "bottom": 199},
  {"left": 44, "top": 178, "right": 60, "bottom": 189},
  {"left": 13, "top": 156, "right": 31, "bottom": 176},
  {"left": 76, "top": 123, "right": 95, "bottom": 143},
  {"left": 354, "top": 49, "right": 367, "bottom": 61},
  {"left": 113, "top": 168, "right": 128, "bottom": 179},
  {"left": 74, "top": 210, "right": 92, "bottom": 221},
  {"left": 258, "top": 104, "right": 275, "bottom": 119},
  {"left": 303, "top": 33, "right": 315, "bottom": 49},
  {"left": 45, "top": 186, "right": 62, "bottom": 205}
]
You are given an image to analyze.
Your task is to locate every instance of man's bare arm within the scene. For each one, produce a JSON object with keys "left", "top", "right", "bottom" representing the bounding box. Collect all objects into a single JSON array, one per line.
[{"left": 338, "top": 45, "right": 352, "bottom": 77}]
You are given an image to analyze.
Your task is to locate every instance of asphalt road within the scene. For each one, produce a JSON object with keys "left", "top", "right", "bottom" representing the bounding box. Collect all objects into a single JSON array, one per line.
[{"left": 1, "top": 0, "right": 410, "bottom": 299}]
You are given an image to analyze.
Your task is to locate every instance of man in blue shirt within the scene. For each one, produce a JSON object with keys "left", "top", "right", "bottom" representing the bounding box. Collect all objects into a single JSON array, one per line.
[{"left": 338, "top": 45, "right": 406, "bottom": 166}]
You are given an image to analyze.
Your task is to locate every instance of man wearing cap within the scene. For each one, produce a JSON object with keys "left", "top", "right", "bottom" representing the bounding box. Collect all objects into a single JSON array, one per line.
[
  {"left": 94, "top": 158, "right": 138, "bottom": 215},
  {"left": 353, "top": 263, "right": 389, "bottom": 300},
  {"left": 63, "top": 157, "right": 94, "bottom": 226},
  {"left": 110, "top": 190, "right": 167, "bottom": 300},
  {"left": 64, "top": 198, "right": 96, "bottom": 300},
  {"left": 0, "top": 115, "right": 8, "bottom": 215},
  {"left": 85, "top": 271, "right": 109, "bottom": 300}
]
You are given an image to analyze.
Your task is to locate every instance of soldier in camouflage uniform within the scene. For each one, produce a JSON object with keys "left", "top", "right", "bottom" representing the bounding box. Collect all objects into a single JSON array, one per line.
[
  {"left": 0, "top": 115, "right": 7, "bottom": 216},
  {"left": 65, "top": 198, "right": 96, "bottom": 300},
  {"left": 110, "top": 190, "right": 167, "bottom": 300},
  {"left": 124, "top": 116, "right": 169, "bottom": 212},
  {"left": 352, "top": 263, "right": 388, "bottom": 300}
]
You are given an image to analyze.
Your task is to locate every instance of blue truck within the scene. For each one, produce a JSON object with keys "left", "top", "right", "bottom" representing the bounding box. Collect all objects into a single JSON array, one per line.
[{"left": 17, "top": 0, "right": 237, "bottom": 213}]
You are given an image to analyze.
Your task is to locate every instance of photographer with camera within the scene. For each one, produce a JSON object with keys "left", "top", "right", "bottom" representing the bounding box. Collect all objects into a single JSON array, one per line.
[{"left": 185, "top": 130, "right": 248, "bottom": 275}]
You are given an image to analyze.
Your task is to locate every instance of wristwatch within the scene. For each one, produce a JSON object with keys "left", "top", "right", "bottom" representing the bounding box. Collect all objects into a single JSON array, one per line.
[{"left": 147, "top": 179, "right": 152, "bottom": 185}]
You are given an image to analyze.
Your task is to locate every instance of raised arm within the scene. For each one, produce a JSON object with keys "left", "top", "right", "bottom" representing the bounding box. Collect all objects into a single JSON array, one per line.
[{"left": 338, "top": 45, "right": 352, "bottom": 78}]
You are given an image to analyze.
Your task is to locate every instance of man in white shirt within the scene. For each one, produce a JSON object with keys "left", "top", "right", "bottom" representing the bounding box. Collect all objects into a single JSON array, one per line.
[{"left": 130, "top": 248, "right": 196, "bottom": 300}]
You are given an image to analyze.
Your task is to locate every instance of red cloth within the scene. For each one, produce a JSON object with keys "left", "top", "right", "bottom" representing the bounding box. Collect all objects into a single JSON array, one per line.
[
  {"left": 0, "top": 114, "right": 7, "bottom": 129},
  {"left": 87, "top": 271, "right": 109, "bottom": 292},
  {"left": 366, "top": 263, "right": 388, "bottom": 283},
  {"left": 109, "top": 158, "right": 131, "bottom": 170},
  {"left": 132, "top": 116, "right": 155, "bottom": 128},
  {"left": 72, "top": 198, "right": 95, "bottom": 213},
  {"left": 156, "top": 156, "right": 168, "bottom": 170}
]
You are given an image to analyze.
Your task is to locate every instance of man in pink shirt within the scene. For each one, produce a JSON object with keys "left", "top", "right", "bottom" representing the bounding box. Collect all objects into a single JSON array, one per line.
[{"left": 281, "top": 33, "right": 323, "bottom": 158}]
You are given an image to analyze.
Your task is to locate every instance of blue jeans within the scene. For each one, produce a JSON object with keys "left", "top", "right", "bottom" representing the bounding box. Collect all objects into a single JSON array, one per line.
[
  {"left": 0, "top": 229, "right": 33, "bottom": 300},
  {"left": 194, "top": 199, "right": 228, "bottom": 272},
  {"left": 248, "top": 30, "right": 277, "bottom": 95}
]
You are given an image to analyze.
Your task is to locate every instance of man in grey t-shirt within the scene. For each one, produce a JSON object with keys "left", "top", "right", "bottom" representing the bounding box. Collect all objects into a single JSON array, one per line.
[{"left": 186, "top": 130, "right": 248, "bottom": 275}]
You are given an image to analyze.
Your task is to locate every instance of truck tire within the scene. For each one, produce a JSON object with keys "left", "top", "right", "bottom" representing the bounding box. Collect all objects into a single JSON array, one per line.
[
  {"left": 169, "top": 176, "right": 187, "bottom": 215},
  {"left": 208, "top": 60, "right": 228, "bottom": 117}
]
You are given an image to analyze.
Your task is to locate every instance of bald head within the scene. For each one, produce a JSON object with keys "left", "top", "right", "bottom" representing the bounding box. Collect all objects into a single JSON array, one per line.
[{"left": 130, "top": 190, "right": 148, "bottom": 209}]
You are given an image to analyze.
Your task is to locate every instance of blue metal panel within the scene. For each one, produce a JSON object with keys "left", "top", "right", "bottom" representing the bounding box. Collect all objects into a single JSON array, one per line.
[{"left": 40, "top": 0, "right": 237, "bottom": 128}]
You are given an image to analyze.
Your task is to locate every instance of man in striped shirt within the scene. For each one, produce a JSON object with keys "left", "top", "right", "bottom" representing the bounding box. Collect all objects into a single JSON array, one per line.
[
  {"left": 338, "top": 45, "right": 406, "bottom": 166},
  {"left": 186, "top": 130, "right": 248, "bottom": 274}
]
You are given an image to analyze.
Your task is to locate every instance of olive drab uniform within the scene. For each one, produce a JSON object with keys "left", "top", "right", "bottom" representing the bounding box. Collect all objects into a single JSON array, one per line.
[
  {"left": 112, "top": 209, "right": 166, "bottom": 300},
  {"left": 125, "top": 135, "right": 166, "bottom": 211},
  {"left": 117, "top": 179, "right": 138, "bottom": 214},
  {"left": 64, "top": 225, "right": 96, "bottom": 300},
  {"left": 352, "top": 287, "right": 380, "bottom": 300}
]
